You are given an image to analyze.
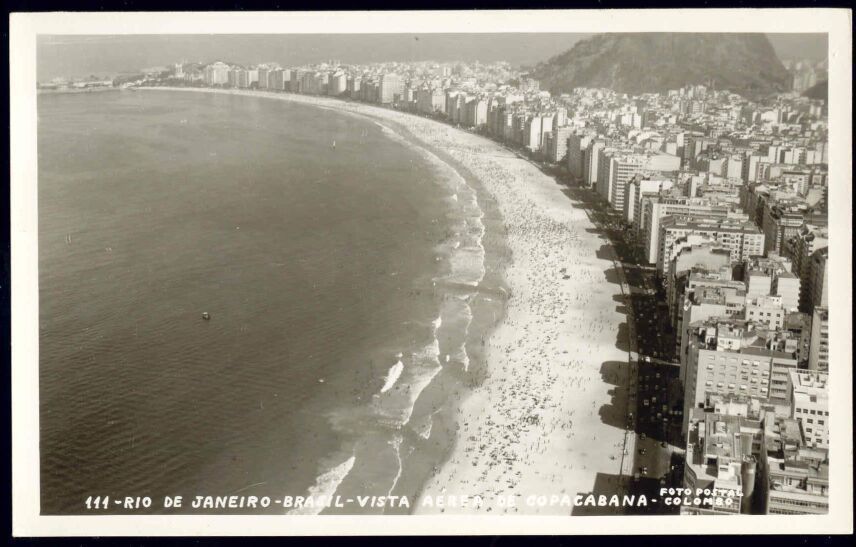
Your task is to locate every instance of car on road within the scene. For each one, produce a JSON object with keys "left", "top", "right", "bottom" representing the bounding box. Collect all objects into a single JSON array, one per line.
[{"left": 638, "top": 448, "right": 646, "bottom": 455}]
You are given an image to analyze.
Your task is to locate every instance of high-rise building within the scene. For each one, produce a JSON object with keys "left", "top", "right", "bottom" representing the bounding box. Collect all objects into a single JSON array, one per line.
[
  {"left": 726, "top": 154, "right": 744, "bottom": 180},
  {"left": 665, "top": 237, "right": 732, "bottom": 310},
  {"left": 445, "top": 91, "right": 464, "bottom": 123},
  {"left": 539, "top": 115, "right": 554, "bottom": 152},
  {"left": 785, "top": 224, "right": 828, "bottom": 313},
  {"left": 328, "top": 72, "right": 347, "bottom": 96},
  {"left": 657, "top": 216, "right": 765, "bottom": 274},
  {"left": 683, "top": 320, "right": 798, "bottom": 434},
  {"left": 290, "top": 69, "right": 304, "bottom": 93},
  {"left": 640, "top": 197, "right": 733, "bottom": 265},
  {"left": 270, "top": 69, "right": 286, "bottom": 91},
  {"left": 227, "top": 68, "right": 239, "bottom": 88},
  {"left": 203, "top": 61, "right": 230, "bottom": 86},
  {"left": 624, "top": 177, "right": 673, "bottom": 225},
  {"left": 599, "top": 151, "right": 638, "bottom": 210},
  {"left": 524, "top": 115, "right": 543, "bottom": 152},
  {"left": 745, "top": 269, "right": 772, "bottom": 300},
  {"left": 300, "top": 71, "right": 324, "bottom": 95},
  {"left": 789, "top": 370, "right": 829, "bottom": 449},
  {"left": 741, "top": 255, "right": 801, "bottom": 312},
  {"left": 463, "top": 98, "right": 488, "bottom": 128},
  {"left": 378, "top": 73, "right": 403, "bottom": 104},
  {"left": 567, "top": 133, "right": 593, "bottom": 181},
  {"left": 772, "top": 270, "right": 801, "bottom": 313},
  {"left": 549, "top": 126, "right": 574, "bottom": 164},
  {"left": 585, "top": 139, "right": 607, "bottom": 187},
  {"left": 761, "top": 202, "right": 819, "bottom": 256},
  {"left": 236, "top": 69, "right": 250, "bottom": 89},
  {"left": 807, "top": 306, "right": 829, "bottom": 372},
  {"left": 744, "top": 295, "right": 787, "bottom": 331},
  {"left": 742, "top": 154, "right": 763, "bottom": 184},
  {"left": 416, "top": 87, "right": 445, "bottom": 115},
  {"left": 674, "top": 271, "right": 747, "bottom": 374},
  {"left": 759, "top": 415, "right": 829, "bottom": 514},
  {"left": 257, "top": 67, "right": 270, "bottom": 89},
  {"left": 682, "top": 411, "right": 761, "bottom": 515},
  {"left": 808, "top": 247, "right": 828, "bottom": 313}
]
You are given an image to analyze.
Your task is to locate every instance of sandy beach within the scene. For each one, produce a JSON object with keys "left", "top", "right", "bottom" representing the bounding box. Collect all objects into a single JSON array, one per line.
[{"left": 142, "top": 87, "right": 634, "bottom": 515}]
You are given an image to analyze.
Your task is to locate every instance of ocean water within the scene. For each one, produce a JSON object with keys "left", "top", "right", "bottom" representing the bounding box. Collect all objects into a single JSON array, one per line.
[{"left": 37, "top": 90, "right": 504, "bottom": 514}]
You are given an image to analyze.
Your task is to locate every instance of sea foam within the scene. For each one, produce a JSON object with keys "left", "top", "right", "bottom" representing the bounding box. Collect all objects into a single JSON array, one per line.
[
  {"left": 286, "top": 454, "right": 356, "bottom": 516},
  {"left": 380, "top": 360, "right": 404, "bottom": 394}
]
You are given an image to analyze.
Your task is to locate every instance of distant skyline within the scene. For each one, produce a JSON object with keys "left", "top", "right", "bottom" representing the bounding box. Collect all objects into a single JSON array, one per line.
[{"left": 37, "top": 33, "right": 828, "bottom": 81}]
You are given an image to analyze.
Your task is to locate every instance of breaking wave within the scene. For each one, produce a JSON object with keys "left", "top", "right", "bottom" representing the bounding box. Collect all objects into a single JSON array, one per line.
[
  {"left": 380, "top": 359, "right": 404, "bottom": 394},
  {"left": 286, "top": 454, "right": 356, "bottom": 516}
]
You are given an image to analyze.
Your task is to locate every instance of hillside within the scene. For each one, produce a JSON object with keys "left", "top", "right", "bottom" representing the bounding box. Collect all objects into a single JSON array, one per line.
[
  {"left": 803, "top": 80, "right": 828, "bottom": 102},
  {"left": 530, "top": 33, "right": 792, "bottom": 99}
]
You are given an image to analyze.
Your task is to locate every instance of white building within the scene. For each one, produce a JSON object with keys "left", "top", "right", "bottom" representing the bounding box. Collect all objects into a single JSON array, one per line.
[
  {"left": 808, "top": 307, "right": 829, "bottom": 372},
  {"left": 789, "top": 370, "right": 829, "bottom": 449}
]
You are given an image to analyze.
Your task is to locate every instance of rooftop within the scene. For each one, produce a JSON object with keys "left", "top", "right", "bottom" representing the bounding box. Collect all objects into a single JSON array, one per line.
[{"left": 789, "top": 370, "right": 829, "bottom": 394}]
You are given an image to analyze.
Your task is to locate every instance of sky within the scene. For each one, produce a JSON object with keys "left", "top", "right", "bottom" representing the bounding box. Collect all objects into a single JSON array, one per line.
[{"left": 36, "top": 33, "right": 828, "bottom": 81}]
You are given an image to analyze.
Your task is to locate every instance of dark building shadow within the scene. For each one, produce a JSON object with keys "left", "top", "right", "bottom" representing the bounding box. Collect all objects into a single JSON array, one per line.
[
  {"left": 597, "top": 360, "right": 629, "bottom": 430},
  {"left": 602, "top": 267, "right": 621, "bottom": 285},
  {"left": 595, "top": 243, "right": 616, "bottom": 262},
  {"left": 636, "top": 362, "right": 673, "bottom": 443},
  {"left": 625, "top": 476, "right": 679, "bottom": 515},
  {"left": 599, "top": 360, "right": 625, "bottom": 387},
  {"left": 614, "top": 322, "right": 630, "bottom": 352},
  {"left": 571, "top": 472, "right": 628, "bottom": 516}
]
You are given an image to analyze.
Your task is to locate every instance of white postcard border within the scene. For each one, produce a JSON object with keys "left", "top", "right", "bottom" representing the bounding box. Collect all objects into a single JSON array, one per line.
[{"left": 10, "top": 8, "right": 853, "bottom": 536}]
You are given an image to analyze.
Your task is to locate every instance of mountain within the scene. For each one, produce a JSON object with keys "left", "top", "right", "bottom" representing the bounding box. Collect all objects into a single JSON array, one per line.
[
  {"left": 530, "top": 33, "right": 792, "bottom": 99},
  {"left": 803, "top": 80, "right": 828, "bottom": 102}
]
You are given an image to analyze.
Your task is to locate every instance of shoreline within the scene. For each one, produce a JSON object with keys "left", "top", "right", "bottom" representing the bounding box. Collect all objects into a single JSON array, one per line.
[
  {"left": 38, "top": 86, "right": 121, "bottom": 95},
  {"left": 367, "top": 108, "right": 513, "bottom": 515},
  {"left": 136, "top": 86, "right": 634, "bottom": 515}
]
